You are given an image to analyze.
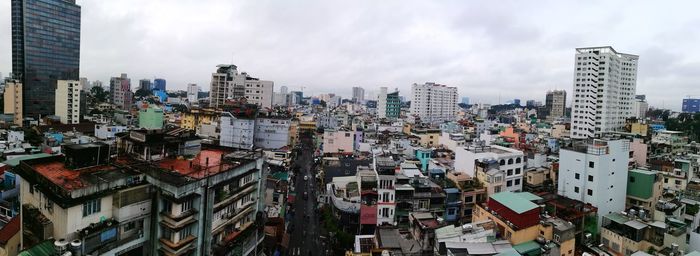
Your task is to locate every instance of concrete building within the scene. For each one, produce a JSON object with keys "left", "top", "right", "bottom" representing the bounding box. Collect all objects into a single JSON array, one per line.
[
  {"left": 633, "top": 97, "right": 649, "bottom": 119},
  {"left": 626, "top": 169, "right": 663, "bottom": 215},
  {"left": 138, "top": 79, "right": 151, "bottom": 91},
  {"left": 322, "top": 129, "right": 355, "bottom": 155},
  {"left": 461, "top": 97, "right": 470, "bottom": 105},
  {"left": 410, "top": 82, "right": 458, "bottom": 123},
  {"left": 17, "top": 144, "right": 151, "bottom": 255},
  {"left": 3, "top": 80, "right": 22, "bottom": 126},
  {"left": 187, "top": 83, "right": 199, "bottom": 103},
  {"left": 95, "top": 124, "right": 127, "bottom": 140},
  {"left": 571, "top": 47, "right": 638, "bottom": 138},
  {"left": 54, "top": 80, "right": 81, "bottom": 124},
  {"left": 377, "top": 87, "right": 388, "bottom": 119},
  {"left": 455, "top": 144, "right": 525, "bottom": 192},
  {"left": 209, "top": 64, "right": 273, "bottom": 109},
  {"left": 558, "top": 139, "right": 630, "bottom": 226},
  {"left": 12, "top": 0, "right": 81, "bottom": 118},
  {"left": 352, "top": 86, "right": 365, "bottom": 103},
  {"left": 254, "top": 117, "right": 290, "bottom": 149},
  {"left": 138, "top": 106, "right": 164, "bottom": 130},
  {"left": 683, "top": 98, "right": 700, "bottom": 113},
  {"left": 545, "top": 90, "right": 567, "bottom": 120},
  {"left": 110, "top": 73, "right": 133, "bottom": 110},
  {"left": 79, "top": 77, "right": 90, "bottom": 92},
  {"left": 220, "top": 112, "right": 255, "bottom": 149},
  {"left": 119, "top": 130, "right": 266, "bottom": 255}
]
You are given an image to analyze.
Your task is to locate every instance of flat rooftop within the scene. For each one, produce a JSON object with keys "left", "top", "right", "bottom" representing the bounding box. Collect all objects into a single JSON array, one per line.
[
  {"left": 31, "top": 161, "right": 127, "bottom": 191},
  {"left": 157, "top": 148, "right": 235, "bottom": 179}
]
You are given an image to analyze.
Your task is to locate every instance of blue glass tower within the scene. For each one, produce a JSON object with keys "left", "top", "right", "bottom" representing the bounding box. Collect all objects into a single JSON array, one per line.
[
  {"left": 153, "top": 78, "right": 166, "bottom": 91},
  {"left": 12, "top": 0, "right": 81, "bottom": 118}
]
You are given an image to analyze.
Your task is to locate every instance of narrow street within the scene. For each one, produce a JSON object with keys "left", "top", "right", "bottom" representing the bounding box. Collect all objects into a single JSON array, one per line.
[{"left": 287, "top": 133, "right": 328, "bottom": 256}]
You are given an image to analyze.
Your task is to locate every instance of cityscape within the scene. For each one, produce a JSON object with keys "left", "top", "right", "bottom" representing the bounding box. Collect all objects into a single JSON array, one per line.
[{"left": 0, "top": 1, "right": 700, "bottom": 256}]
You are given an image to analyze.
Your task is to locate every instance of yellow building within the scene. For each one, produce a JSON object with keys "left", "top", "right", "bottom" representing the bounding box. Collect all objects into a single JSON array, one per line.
[
  {"left": 3, "top": 80, "right": 22, "bottom": 126},
  {"left": 472, "top": 192, "right": 576, "bottom": 256},
  {"left": 411, "top": 127, "right": 440, "bottom": 147},
  {"left": 630, "top": 122, "right": 649, "bottom": 137},
  {"left": 180, "top": 108, "right": 220, "bottom": 130}
]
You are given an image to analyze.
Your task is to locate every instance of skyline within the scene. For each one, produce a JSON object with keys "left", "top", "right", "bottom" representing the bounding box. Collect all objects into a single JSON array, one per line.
[{"left": 2, "top": 1, "right": 700, "bottom": 110}]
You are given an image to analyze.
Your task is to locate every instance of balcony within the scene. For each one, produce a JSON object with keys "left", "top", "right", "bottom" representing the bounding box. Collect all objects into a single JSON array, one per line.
[
  {"left": 159, "top": 235, "right": 197, "bottom": 256},
  {"left": 113, "top": 200, "right": 151, "bottom": 222},
  {"left": 160, "top": 209, "right": 198, "bottom": 229}
]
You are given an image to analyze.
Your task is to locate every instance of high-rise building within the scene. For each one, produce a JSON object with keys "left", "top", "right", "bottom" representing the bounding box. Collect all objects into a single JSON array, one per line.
[
  {"left": 3, "top": 80, "right": 23, "bottom": 126},
  {"left": 558, "top": 139, "right": 629, "bottom": 226},
  {"left": 110, "top": 73, "right": 133, "bottom": 110},
  {"left": 153, "top": 78, "right": 166, "bottom": 91},
  {"left": 92, "top": 80, "right": 103, "bottom": 91},
  {"left": 187, "top": 83, "right": 199, "bottom": 102},
  {"left": 55, "top": 80, "right": 81, "bottom": 124},
  {"left": 683, "top": 98, "right": 700, "bottom": 113},
  {"left": 571, "top": 46, "right": 638, "bottom": 139},
  {"left": 79, "top": 77, "right": 90, "bottom": 92},
  {"left": 12, "top": 0, "right": 81, "bottom": 118},
  {"left": 545, "top": 90, "right": 567, "bottom": 119},
  {"left": 209, "top": 64, "right": 274, "bottom": 108},
  {"left": 352, "top": 86, "right": 365, "bottom": 103},
  {"left": 513, "top": 98, "right": 521, "bottom": 106},
  {"left": 291, "top": 91, "right": 303, "bottom": 105},
  {"left": 377, "top": 87, "right": 388, "bottom": 118},
  {"left": 139, "top": 79, "right": 152, "bottom": 91},
  {"left": 410, "top": 82, "right": 458, "bottom": 123},
  {"left": 461, "top": 97, "right": 470, "bottom": 105},
  {"left": 633, "top": 96, "right": 649, "bottom": 119},
  {"left": 280, "top": 85, "right": 288, "bottom": 94}
]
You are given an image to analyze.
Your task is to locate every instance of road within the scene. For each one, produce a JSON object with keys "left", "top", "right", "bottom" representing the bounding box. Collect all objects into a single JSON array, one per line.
[{"left": 288, "top": 134, "right": 327, "bottom": 256}]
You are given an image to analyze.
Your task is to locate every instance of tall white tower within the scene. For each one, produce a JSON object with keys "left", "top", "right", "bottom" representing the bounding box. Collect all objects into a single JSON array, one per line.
[{"left": 571, "top": 46, "right": 638, "bottom": 139}]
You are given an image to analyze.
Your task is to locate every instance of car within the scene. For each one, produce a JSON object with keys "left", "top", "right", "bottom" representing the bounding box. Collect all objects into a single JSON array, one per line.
[
  {"left": 304, "top": 175, "right": 309, "bottom": 181},
  {"left": 303, "top": 192, "right": 308, "bottom": 200}
]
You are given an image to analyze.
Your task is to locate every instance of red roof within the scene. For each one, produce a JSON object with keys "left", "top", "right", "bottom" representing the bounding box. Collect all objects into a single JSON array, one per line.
[
  {"left": 157, "top": 149, "right": 234, "bottom": 179},
  {"left": 0, "top": 216, "right": 20, "bottom": 245},
  {"left": 32, "top": 162, "right": 113, "bottom": 191},
  {"left": 360, "top": 205, "right": 377, "bottom": 224}
]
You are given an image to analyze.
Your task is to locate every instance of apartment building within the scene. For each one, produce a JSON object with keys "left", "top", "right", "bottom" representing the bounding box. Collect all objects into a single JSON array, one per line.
[
  {"left": 322, "top": 129, "right": 355, "bottom": 155},
  {"left": 410, "top": 82, "right": 458, "bottom": 123},
  {"left": 209, "top": 64, "right": 273, "bottom": 109},
  {"left": 545, "top": 90, "right": 567, "bottom": 120},
  {"left": 377, "top": 87, "right": 400, "bottom": 119},
  {"left": 54, "top": 80, "right": 82, "bottom": 124},
  {"left": 220, "top": 112, "right": 255, "bottom": 149},
  {"left": 3, "top": 80, "right": 22, "bottom": 126},
  {"left": 558, "top": 139, "right": 630, "bottom": 226},
  {"left": 17, "top": 143, "right": 151, "bottom": 255},
  {"left": 110, "top": 73, "right": 133, "bottom": 110},
  {"left": 253, "top": 117, "right": 290, "bottom": 149},
  {"left": 120, "top": 129, "right": 266, "bottom": 255},
  {"left": 455, "top": 144, "right": 525, "bottom": 192},
  {"left": 571, "top": 47, "right": 638, "bottom": 138}
]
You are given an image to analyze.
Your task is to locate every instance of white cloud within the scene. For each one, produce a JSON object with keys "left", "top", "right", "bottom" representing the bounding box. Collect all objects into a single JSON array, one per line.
[{"left": 1, "top": 0, "right": 699, "bottom": 110}]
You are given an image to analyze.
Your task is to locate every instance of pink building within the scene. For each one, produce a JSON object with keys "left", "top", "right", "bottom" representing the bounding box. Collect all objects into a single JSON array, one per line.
[
  {"left": 630, "top": 138, "right": 648, "bottom": 167},
  {"left": 322, "top": 129, "right": 355, "bottom": 155}
]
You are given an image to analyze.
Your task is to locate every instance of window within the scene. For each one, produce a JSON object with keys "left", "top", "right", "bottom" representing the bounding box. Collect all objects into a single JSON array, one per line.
[
  {"left": 83, "top": 198, "right": 101, "bottom": 217},
  {"left": 629, "top": 176, "right": 635, "bottom": 183},
  {"left": 588, "top": 175, "right": 593, "bottom": 182},
  {"left": 181, "top": 200, "right": 193, "bottom": 212},
  {"left": 589, "top": 161, "right": 595, "bottom": 168},
  {"left": 508, "top": 159, "right": 513, "bottom": 165},
  {"left": 515, "top": 168, "right": 521, "bottom": 175},
  {"left": 447, "top": 208, "right": 456, "bottom": 215},
  {"left": 516, "top": 157, "right": 521, "bottom": 164},
  {"left": 587, "top": 189, "right": 593, "bottom": 196},
  {"left": 507, "top": 169, "right": 513, "bottom": 176},
  {"left": 514, "top": 179, "right": 520, "bottom": 185},
  {"left": 675, "top": 180, "right": 682, "bottom": 185},
  {"left": 465, "top": 196, "right": 473, "bottom": 203},
  {"left": 507, "top": 180, "right": 512, "bottom": 187},
  {"left": 575, "top": 173, "right": 580, "bottom": 180},
  {"left": 574, "top": 187, "right": 579, "bottom": 193}
]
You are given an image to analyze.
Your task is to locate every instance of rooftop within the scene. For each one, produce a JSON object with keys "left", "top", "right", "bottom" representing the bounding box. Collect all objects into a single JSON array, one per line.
[
  {"left": 157, "top": 148, "right": 234, "bottom": 179},
  {"left": 490, "top": 192, "right": 541, "bottom": 214}
]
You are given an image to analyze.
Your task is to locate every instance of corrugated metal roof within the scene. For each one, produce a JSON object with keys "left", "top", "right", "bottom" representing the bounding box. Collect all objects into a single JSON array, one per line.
[
  {"left": 3, "top": 153, "right": 52, "bottom": 167},
  {"left": 18, "top": 240, "right": 56, "bottom": 256},
  {"left": 490, "top": 191, "right": 539, "bottom": 214}
]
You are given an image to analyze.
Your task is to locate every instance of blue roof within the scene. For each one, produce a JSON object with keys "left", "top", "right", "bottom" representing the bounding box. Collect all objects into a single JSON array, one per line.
[
  {"left": 444, "top": 188, "right": 459, "bottom": 194},
  {"left": 490, "top": 192, "right": 539, "bottom": 214}
]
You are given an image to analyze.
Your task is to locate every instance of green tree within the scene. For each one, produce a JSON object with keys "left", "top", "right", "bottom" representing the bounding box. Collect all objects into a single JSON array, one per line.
[
  {"left": 90, "top": 86, "right": 109, "bottom": 103},
  {"left": 134, "top": 88, "right": 153, "bottom": 98},
  {"left": 172, "top": 104, "right": 189, "bottom": 113}
]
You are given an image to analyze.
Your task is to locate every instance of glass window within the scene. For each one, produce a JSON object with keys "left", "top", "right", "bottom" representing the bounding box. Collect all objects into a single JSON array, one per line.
[{"left": 83, "top": 198, "right": 101, "bottom": 217}]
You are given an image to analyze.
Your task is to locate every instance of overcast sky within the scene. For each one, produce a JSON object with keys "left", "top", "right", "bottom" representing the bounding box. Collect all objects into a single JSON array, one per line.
[{"left": 1, "top": 1, "right": 698, "bottom": 110}]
